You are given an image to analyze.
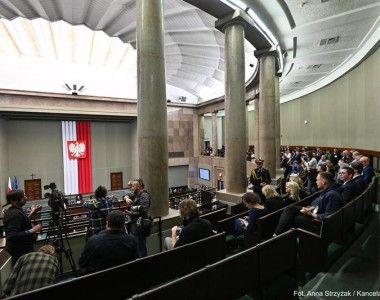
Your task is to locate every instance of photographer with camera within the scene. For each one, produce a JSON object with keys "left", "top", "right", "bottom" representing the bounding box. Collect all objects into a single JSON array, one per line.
[
  {"left": 83, "top": 185, "right": 114, "bottom": 240},
  {"left": 164, "top": 198, "right": 214, "bottom": 250},
  {"left": 125, "top": 178, "right": 151, "bottom": 257},
  {"left": 4, "top": 190, "right": 42, "bottom": 265}
]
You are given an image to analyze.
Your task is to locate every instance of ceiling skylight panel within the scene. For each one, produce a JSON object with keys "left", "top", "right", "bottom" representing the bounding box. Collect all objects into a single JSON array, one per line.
[
  {"left": 89, "top": 30, "right": 108, "bottom": 66},
  {"left": 71, "top": 24, "right": 91, "bottom": 64},
  {"left": 30, "top": 18, "right": 55, "bottom": 59},
  {"left": 3, "top": 18, "right": 34, "bottom": 55},
  {"left": 0, "top": 19, "right": 21, "bottom": 54},
  {"left": 50, "top": 21, "right": 70, "bottom": 61},
  {"left": 105, "top": 38, "right": 126, "bottom": 68}
]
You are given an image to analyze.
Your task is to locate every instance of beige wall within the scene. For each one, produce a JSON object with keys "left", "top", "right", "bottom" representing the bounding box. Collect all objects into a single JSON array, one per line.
[
  {"left": 8, "top": 120, "right": 64, "bottom": 192},
  {"left": 91, "top": 122, "right": 135, "bottom": 189},
  {"left": 0, "top": 118, "right": 9, "bottom": 204},
  {"left": 280, "top": 47, "right": 380, "bottom": 151}
]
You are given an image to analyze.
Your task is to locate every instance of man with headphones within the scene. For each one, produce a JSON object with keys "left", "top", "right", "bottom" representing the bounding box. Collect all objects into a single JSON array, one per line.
[{"left": 4, "top": 190, "right": 42, "bottom": 265}]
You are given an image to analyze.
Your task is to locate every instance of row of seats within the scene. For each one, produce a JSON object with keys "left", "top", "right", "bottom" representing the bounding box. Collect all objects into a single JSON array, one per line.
[
  {"left": 8, "top": 233, "right": 226, "bottom": 300},
  {"left": 129, "top": 229, "right": 299, "bottom": 300},
  {"left": 217, "top": 192, "right": 320, "bottom": 249},
  {"left": 298, "top": 176, "right": 377, "bottom": 283}
]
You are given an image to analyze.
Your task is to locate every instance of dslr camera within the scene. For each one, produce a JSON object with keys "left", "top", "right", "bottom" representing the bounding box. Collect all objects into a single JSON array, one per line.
[{"left": 130, "top": 205, "right": 143, "bottom": 214}]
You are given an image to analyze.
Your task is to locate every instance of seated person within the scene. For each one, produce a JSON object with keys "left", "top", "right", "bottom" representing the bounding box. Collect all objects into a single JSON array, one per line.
[
  {"left": 79, "top": 210, "right": 138, "bottom": 275},
  {"left": 337, "top": 166, "right": 360, "bottom": 204},
  {"left": 165, "top": 199, "right": 214, "bottom": 250},
  {"left": 275, "top": 172, "right": 342, "bottom": 235},
  {"left": 234, "top": 192, "right": 267, "bottom": 236},
  {"left": 360, "top": 156, "right": 376, "bottom": 185},
  {"left": 289, "top": 174, "right": 308, "bottom": 199},
  {"left": 350, "top": 161, "right": 367, "bottom": 193},
  {"left": 3, "top": 245, "right": 58, "bottom": 297},
  {"left": 262, "top": 185, "right": 285, "bottom": 213},
  {"left": 282, "top": 181, "right": 300, "bottom": 206}
]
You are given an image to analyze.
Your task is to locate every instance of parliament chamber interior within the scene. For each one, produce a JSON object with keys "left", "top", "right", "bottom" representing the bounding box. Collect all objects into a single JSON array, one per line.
[{"left": 0, "top": 0, "right": 379, "bottom": 299}]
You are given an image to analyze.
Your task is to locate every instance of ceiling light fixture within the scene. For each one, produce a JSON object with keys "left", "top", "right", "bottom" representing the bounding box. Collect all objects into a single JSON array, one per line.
[{"left": 63, "top": 83, "right": 86, "bottom": 95}]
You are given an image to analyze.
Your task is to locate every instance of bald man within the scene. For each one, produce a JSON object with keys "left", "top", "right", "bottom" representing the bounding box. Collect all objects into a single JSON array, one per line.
[{"left": 359, "top": 156, "right": 375, "bottom": 185}]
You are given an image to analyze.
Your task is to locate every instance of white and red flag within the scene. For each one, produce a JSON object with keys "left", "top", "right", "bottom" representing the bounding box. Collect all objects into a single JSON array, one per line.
[
  {"left": 7, "top": 177, "right": 12, "bottom": 193},
  {"left": 62, "top": 121, "right": 93, "bottom": 195}
]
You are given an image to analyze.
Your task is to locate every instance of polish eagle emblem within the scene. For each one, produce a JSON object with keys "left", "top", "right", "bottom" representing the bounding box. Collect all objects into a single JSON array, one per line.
[{"left": 67, "top": 141, "right": 86, "bottom": 159}]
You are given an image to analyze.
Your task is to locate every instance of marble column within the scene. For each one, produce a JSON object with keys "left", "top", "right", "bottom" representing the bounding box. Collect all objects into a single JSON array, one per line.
[
  {"left": 211, "top": 111, "right": 218, "bottom": 156},
  {"left": 222, "top": 22, "right": 247, "bottom": 194},
  {"left": 137, "top": 0, "right": 168, "bottom": 217},
  {"left": 254, "top": 96, "right": 260, "bottom": 159},
  {"left": 199, "top": 115, "right": 205, "bottom": 155},
  {"left": 274, "top": 74, "right": 281, "bottom": 173},
  {"left": 255, "top": 49, "right": 277, "bottom": 178}
]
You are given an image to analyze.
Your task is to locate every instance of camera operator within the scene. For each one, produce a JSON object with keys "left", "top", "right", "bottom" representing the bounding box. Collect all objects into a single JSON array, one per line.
[
  {"left": 83, "top": 185, "right": 114, "bottom": 240},
  {"left": 125, "top": 178, "right": 151, "bottom": 257},
  {"left": 4, "top": 190, "right": 42, "bottom": 265}
]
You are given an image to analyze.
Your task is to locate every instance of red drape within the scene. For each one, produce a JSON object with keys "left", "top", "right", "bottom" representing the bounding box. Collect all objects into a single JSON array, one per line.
[{"left": 76, "top": 121, "right": 93, "bottom": 193}]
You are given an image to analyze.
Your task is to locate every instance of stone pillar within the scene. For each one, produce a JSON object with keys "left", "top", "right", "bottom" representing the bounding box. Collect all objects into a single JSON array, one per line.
[
  {"left": 255, "top": 49, "right": 277, "bottom": 178},
  {"left": 211, "top": 111, "right": 218, "bottom": 156},
  {"left": 137, "top": 0, "right": 168, "bottom": 217},
  {"left": 274, "top": 74, "right": 281, "bottom": 174},
  {"left": 221, "top": 22, "right": 247, "bottom": 194},
  {"left": 199, "top": 115, "right": 205, "bottom": 155},
  {"left": 254, "top": 96, "right": 260, "bottom": 159}
]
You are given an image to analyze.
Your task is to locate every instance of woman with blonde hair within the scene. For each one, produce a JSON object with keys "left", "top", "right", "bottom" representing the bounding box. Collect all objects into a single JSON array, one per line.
[
  {"left": 283, "top": 181, "right": 300, "bottom": 206},
  {"left": 262, "top": 185, "right": 285, "bottom": 213},
  {"left": 289, "top": 174, "right": 308, "bottom": 199}
]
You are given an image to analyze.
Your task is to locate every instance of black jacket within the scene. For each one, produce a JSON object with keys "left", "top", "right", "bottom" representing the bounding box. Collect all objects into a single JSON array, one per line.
[
  {"left": 79, "top": 229, "right": 138, "bottom": 274},
  {"left": 174, "top": 218, "right": 214, "bottom": 248}
]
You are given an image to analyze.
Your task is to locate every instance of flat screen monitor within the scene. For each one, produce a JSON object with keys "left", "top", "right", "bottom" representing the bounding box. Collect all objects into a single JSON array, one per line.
[{"left": 199, "top": 168, "right": 211, "bottom": 181}]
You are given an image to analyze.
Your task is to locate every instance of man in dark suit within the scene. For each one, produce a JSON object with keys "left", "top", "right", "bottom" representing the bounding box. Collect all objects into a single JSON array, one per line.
[
  {"left": 360, "top": 156, "right": 375, "bottom": 185},
  {"left": 337, "top": 166, "right": 360, "bottom": 204},
  {"left": 350, "top": 161, "right": 367, "bottom": 193},
  {"left": 249, "top": 159, "right": 271, "bottom": 202},
  {"left": 275, "top": 172, "right": 342, "bottom": 235}
]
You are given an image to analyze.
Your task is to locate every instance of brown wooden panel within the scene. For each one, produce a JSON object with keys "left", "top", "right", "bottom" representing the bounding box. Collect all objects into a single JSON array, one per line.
[
  {"left": 110, "top": 172, "right": 123, "bottom": 190},
  {"left": 24, "top": 179, "right": 42, "bottom": 200}
]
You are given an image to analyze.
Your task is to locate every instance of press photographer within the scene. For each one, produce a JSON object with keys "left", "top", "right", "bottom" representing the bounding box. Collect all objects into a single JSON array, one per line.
[
  {"left": 124, "top": 178, "right": 151, "bottom": 257},
  {"left": 83, "top": 185, "right": 114, "bottom": 240}
]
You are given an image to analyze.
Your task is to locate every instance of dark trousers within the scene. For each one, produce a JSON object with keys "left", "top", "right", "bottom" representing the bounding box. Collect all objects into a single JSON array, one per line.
[
  {"left": 275, "top": 206, "right": 315, "bottom": 234},
  {"left": 131, "top": 223, "right": 147, "bottom": 258}
]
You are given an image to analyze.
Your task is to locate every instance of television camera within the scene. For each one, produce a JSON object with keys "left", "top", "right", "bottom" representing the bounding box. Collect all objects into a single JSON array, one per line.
[{"left": 44, "top": 182, "right": 68, "bottom": 215}]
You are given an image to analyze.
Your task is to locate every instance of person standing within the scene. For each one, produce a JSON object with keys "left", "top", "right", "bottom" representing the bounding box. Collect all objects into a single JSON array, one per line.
[
  {"left": 249, "top": 159, "right": 271, "bottom": 202},
  {"left": 125, "top": 178, "right": 151, "bottom": 257},
  {"left": 4, "top": 190, "right": 42, "bottom": 265},
  {"left": 83, "top": 185, "right": 114, "bottom": 240},
  {"left": 3, "top": 245, "right": 59, "bottom": 297}
]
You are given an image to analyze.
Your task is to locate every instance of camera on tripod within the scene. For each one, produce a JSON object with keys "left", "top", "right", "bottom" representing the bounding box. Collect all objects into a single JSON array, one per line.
[{"left": 44, "top": 182, "right": 67, "bottom": 214}]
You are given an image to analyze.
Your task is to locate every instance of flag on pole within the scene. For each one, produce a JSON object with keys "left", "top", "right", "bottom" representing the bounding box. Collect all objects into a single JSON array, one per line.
[
  {"left": 13, "top": 176, "right": 18, "bottom": 190},
  {"left": 7, "top": 177, "right": 12, "bottom": 193}
]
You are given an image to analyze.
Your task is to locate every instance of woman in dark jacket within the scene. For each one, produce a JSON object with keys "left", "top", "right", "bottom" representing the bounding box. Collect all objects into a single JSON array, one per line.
[
  {"left": 234, "top": 192, "right": 267, "bottom": 235},
  {"left": 282, "top": 181, "right": 301, "bottom": 206},
  {"left": 262, "top": 185, "right": 285, "bottom": 213}
]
